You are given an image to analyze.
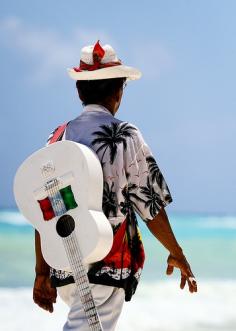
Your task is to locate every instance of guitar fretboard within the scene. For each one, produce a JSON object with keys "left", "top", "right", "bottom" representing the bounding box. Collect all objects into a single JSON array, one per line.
[{"left": 63, "top": 232, "right": 103, "bottom": 331}]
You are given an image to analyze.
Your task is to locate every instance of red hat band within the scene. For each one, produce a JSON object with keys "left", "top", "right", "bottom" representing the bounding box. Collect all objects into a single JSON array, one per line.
[{"left": 73, "top": 40, "right": 122, "bottom": 72}]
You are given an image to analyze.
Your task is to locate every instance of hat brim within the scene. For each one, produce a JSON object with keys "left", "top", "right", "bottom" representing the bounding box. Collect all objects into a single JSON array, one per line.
[{"left": 67, "top": 64, "right": 142, "bottom": 81}]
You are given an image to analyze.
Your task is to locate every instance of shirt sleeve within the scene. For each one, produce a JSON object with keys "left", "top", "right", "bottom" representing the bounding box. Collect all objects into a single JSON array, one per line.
[{"left": 124, "top": 126, "right": 173, "bottom": 223}]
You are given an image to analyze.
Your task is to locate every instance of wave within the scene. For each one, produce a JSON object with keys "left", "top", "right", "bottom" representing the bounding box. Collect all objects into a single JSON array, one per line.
[
  {"left": 1, "top": 210, "right": 236, "bottom": 234},
  {"left": 196, "top": 215, "right": 236, "bottom": 230},
  {"left": 0, "top": 209, "right": 29, "bottom": 226},
  {"left": 0, "top": 280, "right": 236, "bottom": 331}
]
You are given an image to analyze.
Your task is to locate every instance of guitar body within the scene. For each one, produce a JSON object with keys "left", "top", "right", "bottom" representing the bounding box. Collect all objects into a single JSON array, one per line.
[{"left": 14, "top": 140, "right": 113, "bottom": 271}]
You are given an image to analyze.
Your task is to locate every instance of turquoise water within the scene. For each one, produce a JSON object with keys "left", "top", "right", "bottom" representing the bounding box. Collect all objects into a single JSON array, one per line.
[
  {"left": 0, "top": 209, "right": 236, "bottom": 287},
  {"left": 1, "top": 210, "right": 236, "bottom": 331}
]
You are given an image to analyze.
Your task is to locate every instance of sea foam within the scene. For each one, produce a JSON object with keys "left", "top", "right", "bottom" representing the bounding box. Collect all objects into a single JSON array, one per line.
[
  {"left": 0, "top": 280, "right": 235, "bottom": 331},
  {"left": 0, "top": 210, "right": 28, "bottom": 226}
]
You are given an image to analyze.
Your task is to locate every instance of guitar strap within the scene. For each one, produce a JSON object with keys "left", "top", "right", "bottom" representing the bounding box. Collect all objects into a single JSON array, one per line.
[{"left": 49, "top": 122, "right": 69, "bottom": 144}]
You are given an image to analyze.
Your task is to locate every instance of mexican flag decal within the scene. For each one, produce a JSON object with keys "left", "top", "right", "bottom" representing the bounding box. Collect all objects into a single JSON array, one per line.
[{"left": 37, "top": 185, "right": 77, "bottom": 221}]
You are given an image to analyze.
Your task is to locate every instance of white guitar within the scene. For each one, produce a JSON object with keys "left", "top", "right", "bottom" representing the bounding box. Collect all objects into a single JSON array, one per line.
[{"left": 14, "top": 140, "right": 113, "bottom": 331}]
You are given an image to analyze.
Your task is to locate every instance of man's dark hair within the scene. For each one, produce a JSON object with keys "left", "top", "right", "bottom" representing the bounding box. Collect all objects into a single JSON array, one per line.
[{"left": 76, "top": 77, "right": 126, "bottom": 105}]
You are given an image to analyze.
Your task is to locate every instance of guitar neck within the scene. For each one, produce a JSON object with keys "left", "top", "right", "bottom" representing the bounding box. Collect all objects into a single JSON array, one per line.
[{"left": 63, "top": 232, "right": 103, "bottom": 331}]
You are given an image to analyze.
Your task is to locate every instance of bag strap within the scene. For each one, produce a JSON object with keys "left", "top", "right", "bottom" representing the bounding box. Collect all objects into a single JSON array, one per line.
[{"left": 48, "top": 122, "right": 68, "bottom": 145}]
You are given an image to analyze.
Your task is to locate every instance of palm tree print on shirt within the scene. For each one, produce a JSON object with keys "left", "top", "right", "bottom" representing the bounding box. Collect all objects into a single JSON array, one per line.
[
  {"left": 120, "top": 183, "right": 145, "bottom": 217},
  {"left": 91, "top": 122, "right": 137, "bottom": 166},
  {"left": 139, "top": 176, "right": 164, "bottom": 218},
  {"left": 102, "top": 181, "right": 118, "bottom": 218},
  {"left": 146, "top": 155, "right": 172, "bottom": 202},
  {"left": 146, "top": 156, "right": 164, "bottom": 187}
]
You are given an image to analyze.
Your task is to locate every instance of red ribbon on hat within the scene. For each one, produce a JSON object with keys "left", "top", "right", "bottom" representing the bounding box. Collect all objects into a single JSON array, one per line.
[{"left": 73, "top": 40, "right": 121, "bottom": 72}]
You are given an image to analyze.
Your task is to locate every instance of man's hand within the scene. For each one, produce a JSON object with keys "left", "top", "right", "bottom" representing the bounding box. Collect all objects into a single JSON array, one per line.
[
  {"left": 166, "top": 253, "right": 197, "bottom": 293},
  {"left": 33, "top": 274, "right": 57, "bottom": 313}
]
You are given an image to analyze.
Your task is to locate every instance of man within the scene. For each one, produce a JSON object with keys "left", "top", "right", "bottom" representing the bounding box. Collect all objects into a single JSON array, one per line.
[{"left": 33, "top": 41, "right": 197, "bottom": 331}]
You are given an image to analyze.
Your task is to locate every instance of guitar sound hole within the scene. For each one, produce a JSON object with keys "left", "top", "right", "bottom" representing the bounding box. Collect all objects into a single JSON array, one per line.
[{"left": 56, "top": 215, "right": 75, "bottom": 237}]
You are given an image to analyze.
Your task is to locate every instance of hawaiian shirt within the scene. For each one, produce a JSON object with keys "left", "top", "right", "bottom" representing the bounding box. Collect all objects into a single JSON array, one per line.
[{"left": 48, "top": 104, "right": 173, "bottom": 301}]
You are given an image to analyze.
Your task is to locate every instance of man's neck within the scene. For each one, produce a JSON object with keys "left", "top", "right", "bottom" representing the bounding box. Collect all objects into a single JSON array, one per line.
[
  {"left": 96, "top": 102, "right": 116, "bottom": 116},
  {"left": 83, "top": 104, "right": 115, "bottom": 116}
]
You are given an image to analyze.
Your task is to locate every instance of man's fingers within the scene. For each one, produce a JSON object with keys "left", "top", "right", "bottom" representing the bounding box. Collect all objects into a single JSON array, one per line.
[
  {"left": 33, "top": 276, "right": 57, "bottom": 313},
  {"left": 167, "top": 254, "right": 198, "bottom": 293},
  {"left": 41, "top": 303, "right": 53, "bottom": 313},
  {"left": 166, "top": 264, "right": 174, "bottom": 275},
  {"left": 180, "top": 275, "right": 197, "bottom": 293},
  {"left": 175, "top": 258, "right": 196, "bottom": 283},
  {"left": 189, "top": 276, "right": 197, "bottom": 286},
  {"left": 33, "top": 288, "right": 56, "bottom": 302},
  {"left": 36, "top": 300, "right": 54, "bottom": 313},
  {"left": 185, "top": 274, "right": 198, "bottom": 293},
  {"left": 33, "top": 294, "right": 55, "bottom": 312},
  {"left": 187, "top": 278, "right": 194, "bottom": 293},
  {"left": 48, "top": 303, "right": 54, "bottom": 313},
  {"left": 188, "top": 277, "right": 198, "bottom": 293},
  {"left": 35, "top": 297, "right": 55, "bottom": 306},
  {"left": 180, "top": 274, "right": 186, "bottom": 289}
]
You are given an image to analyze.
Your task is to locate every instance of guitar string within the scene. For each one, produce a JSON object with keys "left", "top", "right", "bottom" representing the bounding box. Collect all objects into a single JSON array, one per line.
[
  {"left": 64, "top": 220, "right": 101, "bottom": 327},
  {"left": 65, "top": 233, "right": 101, "bottom": 330},
  {"left": 66, "top": 230, "right": 101, "bottom": 328},
  {"left": 65, "top": 242, "right": 98, "bottom": 331},
  {"left": 64, "top": 235, "right": 101, "bottom": 330},
  {"left": 47, "top": 177, "right": 102, "bottom": 330},
  {"left": 68, "top": 234, "right": 100, "bottom": 320},
  {"left": 48, "top": 179, "right": 102, "bottom": 330}
]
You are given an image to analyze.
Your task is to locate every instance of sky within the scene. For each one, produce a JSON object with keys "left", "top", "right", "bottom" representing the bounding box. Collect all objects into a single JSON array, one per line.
[{"left": 0, "top": 0, "right": 235, "bottom": 213}]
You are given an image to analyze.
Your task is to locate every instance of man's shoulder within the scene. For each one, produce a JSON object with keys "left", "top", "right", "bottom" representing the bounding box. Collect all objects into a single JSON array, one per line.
[
  {"left": 108, "top": 119, "right": 142, "bottom": 143},
  {"left": 120, "top": 121, "right": 144, "bottom": 142},
  {"left": 111, "top": 118, "right": 141, "bottom": 133}
]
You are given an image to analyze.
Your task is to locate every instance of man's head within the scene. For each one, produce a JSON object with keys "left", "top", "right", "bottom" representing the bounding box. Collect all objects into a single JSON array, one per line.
[
  {"left": 76, "top": 78, "right": 126, "bottom": 115},
  {"left": 67, "top": 40, "right": 141, "bottom": 114}
]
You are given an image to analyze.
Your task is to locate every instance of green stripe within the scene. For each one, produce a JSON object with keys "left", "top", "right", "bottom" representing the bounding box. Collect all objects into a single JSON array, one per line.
[{"left": 60, "top": 185, "right": 78, "bottom": 210}]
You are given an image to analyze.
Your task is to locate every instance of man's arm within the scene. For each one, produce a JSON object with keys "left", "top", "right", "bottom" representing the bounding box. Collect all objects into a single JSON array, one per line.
[
  {"left": 147, "top": 207, "right": 197, "bottom": 293},
  {"left": 33, "top": 230, "right": 57, "bottom": 312},
  {"left": 35, "top": 230, "right": 51, "bottom": 276}
]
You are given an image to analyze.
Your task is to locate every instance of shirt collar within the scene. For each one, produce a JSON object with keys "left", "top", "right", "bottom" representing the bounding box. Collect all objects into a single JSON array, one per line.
[{"left": 82, "top": 104, "right": 114, "bottom": 116}]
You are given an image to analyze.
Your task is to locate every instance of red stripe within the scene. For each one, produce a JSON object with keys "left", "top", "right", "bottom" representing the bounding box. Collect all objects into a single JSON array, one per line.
[
  {"left": 49, "top": 123, "right": 67, "bottom": 144},
  {"left": 73, "top": 60, "right": 121, "bottom": 72},
  {"left": 37, "top": 197, "right": 55, "bottom": 221}
]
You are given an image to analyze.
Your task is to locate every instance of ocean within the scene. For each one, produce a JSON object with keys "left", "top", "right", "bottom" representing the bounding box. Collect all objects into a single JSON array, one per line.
[{"left": 0, "top": 209, "right": 236, "bottom": 331}]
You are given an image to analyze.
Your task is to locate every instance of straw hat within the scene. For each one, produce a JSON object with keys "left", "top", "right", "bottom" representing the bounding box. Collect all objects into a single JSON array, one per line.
[{"left": 67, "top": 40, "right": 142, "bottom": 81}]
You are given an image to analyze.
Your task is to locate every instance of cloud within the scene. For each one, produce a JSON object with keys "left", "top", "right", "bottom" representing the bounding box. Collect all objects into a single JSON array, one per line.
[
  {"left": 0, "top": 16, "right": 114, "bottom": 83},
  {"left": 0, "top": 16, "right": 174, "bottom": 83}
]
